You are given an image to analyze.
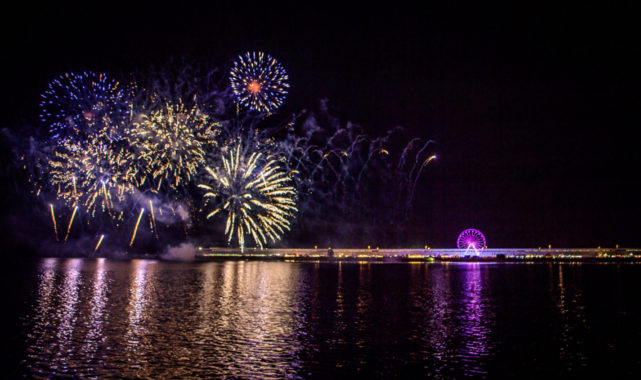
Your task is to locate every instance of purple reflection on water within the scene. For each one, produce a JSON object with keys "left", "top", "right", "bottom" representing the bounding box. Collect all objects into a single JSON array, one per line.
[
  {"left": 426, "top": 264, "right": 452, "bottom": 361},
  {"left": 458, "top": 263, "right": 494, "bottom": 376}
]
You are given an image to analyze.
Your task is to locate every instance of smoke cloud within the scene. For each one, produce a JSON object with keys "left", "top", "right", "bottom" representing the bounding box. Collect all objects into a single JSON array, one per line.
[{"left": 161, "top": 242, "right": 196, "bottom": 261}]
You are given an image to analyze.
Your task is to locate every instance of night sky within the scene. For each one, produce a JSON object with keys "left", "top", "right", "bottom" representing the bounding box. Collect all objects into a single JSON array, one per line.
[{"left": 1, "top": 2, "right": 639, "bottom": 248}]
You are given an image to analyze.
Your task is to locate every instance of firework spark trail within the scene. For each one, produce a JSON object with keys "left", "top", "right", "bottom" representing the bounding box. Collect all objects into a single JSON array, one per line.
[
  {"left": 283, "top": 111, "right": 436, "bottom": 233},
  {"left": 387, "top": 138, "right": 436, "bottom": 223},
  {"left": 129, "top": 208, "right": 145, "bottom": 247},
  {"left": 407, "top": 140, "right": 434, "bottom": 184},
  {"left": 102, "top": 181, "right": 111, "bottom": 209},
  {"left": 353, "top": 136, "right": 388, "bottom": 197},
  {"left": 64, "top": 206, "right": 78, "bottom": 242},
  {"left": 94, "top": 234, "right": 105, "bottom": 253},
  {"left": 406, "top": 141, "right": 435, "bottom": 208},
  {"left": 408, "top": 154, "right": 436, "bottom": 209},
  {"left": 101, "top": 180, "right": 116, "bottom": 219},
  {"left": 49, "top": 204, "right": 59, "bottom": 242},
  {"left": 149, "top": 200, "right": 158, "bottom": 240}
]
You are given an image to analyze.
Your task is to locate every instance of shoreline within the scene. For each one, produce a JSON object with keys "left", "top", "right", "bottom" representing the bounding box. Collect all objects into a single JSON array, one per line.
[
  {"left": 35, "top": 247, "right": 641, "bottom": 262},
  {"left": 37, "top": 254, "right": 641, "bottom": 263}
]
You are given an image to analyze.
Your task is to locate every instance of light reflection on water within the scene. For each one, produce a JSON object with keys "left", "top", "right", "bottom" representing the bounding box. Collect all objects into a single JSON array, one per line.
[
  {"left": 458, "top": 264, "right": 494, "bottom": 376},
  {"left": 19, "top": 259, "right": 641, "bottom": 378}
]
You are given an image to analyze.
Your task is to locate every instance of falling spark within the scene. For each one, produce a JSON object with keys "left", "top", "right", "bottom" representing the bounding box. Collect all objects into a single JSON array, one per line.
[
  {"left": 102, "top": 181, "right": 111, "bottom": 209},
  {"left": 408, "top": 153, "right": 437, "bottom": 211},
  {"left": 64, "top": 206, "right": 78, "bottom": 242},
  {"left": 149, "top": 200, "right": 158, "bottom": 240},
  {"left": 94, "top": 234, "right": 105, "bottom": 252},
  {"left": 49, "top": 204, "right": 59, "bottom": 242},
  {"left": 423, "top": 154, "right": 437, "bottom": 166},
  {"left": 129, "top": 208, "right": 145, "bottom": 247}
]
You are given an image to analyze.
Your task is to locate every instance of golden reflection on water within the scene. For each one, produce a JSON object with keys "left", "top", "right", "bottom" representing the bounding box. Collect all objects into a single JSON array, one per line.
[
  {"left": 28, "top": 258, "right": 57, "bottom": 375},
  {"left": 124, "top": 259, "right": 154, "bottom": 377},
  {"left": 83, "top": 258, "right": 108, "bottom": 363},
  {"left": 554, "top": 264, "right": 588, "bottom": 371},
  {"left": 209, "top": 261, "right": 305, "bottom": 377},
  {"left": 426, "top": 264, "right": 451, "bottom": 361},
  {"left": 354, "top": 263, "right": 372, "bottom": 350},
  {"left": 334, "top": 261, "right": 345, "bottom": 335},
  {"left": 52, "top": 259, "right": 82, "bottom": 373}
]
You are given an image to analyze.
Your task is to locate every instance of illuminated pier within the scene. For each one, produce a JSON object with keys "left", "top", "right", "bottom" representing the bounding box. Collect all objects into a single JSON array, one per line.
[{"left": 196, "top": 247, "right": 641, "bottom": 261}]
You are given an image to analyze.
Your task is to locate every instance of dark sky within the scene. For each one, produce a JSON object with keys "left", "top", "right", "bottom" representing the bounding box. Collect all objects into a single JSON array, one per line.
[{"left": 1, "top": 2, "right": 639, "bottom": 248}]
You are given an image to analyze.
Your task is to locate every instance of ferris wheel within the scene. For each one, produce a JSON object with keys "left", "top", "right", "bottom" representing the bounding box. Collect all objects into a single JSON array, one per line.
[{"left": 456, "top": 229, "right": 487, "bottom": 251}]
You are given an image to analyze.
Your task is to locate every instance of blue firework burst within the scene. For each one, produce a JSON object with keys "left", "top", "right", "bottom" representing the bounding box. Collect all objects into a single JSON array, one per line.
[
  {"left": 40, "top": 72, "right": 130, "bottom": 143},
  {"left": 229, "top": 51, "right": 289, "bottom": 113}
]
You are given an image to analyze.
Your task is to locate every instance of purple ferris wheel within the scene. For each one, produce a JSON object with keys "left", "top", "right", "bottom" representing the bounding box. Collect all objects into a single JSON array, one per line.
[{"left": 456, "top": 229, "right": 487, "bottom": 250}]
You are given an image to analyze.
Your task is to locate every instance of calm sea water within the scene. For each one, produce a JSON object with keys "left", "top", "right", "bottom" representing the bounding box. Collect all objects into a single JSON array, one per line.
[{"left": 5, "top": 258, "right": 641, "bottom": 378}]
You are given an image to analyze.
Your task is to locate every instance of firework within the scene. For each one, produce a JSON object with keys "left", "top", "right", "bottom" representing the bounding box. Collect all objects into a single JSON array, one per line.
[
  {"left": 20, "top": 137, "right": 53, "bottom": 199},
  {"left": 40, "top": 72, "right": 130, "bottom": 143},
  {"left": 49, "top": 204, "right": 59, "bottom": 242},
  {"left": 129, "top": 208, "right": 145, "bottom": 247},
  {"left": 126, "top": 99, "right": 218, "bottom": 191},
  {"left": 94, "top": 234, "right": 105, "bottom": 252},
  {"left": 64, "top": 206, "right": 78, "bottom": 242},
  {"left": 48, "top": 134, "right": 133, "bottom": 218},
  {"left": 406, "top": 145, "right": 436, "bottom": 212},
  {"left": 230, "top": 51, "right": 289, "bottom": 113},
  {"left": 149, "top": 200, "right": 158, "bottom": 240},
  {"left": 199, "top": 141, "right": 297, "bottom": 249}
]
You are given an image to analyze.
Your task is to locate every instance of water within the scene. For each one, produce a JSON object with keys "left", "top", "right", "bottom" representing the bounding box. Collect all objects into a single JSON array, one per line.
[{"left": 6, "top": 258, "right": 641, "bottom": 378}]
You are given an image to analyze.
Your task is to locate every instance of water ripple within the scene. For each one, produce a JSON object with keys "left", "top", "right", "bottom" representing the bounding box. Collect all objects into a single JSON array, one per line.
[{"left": 16, "top": 259, "right": 641, "bottom": 377}]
